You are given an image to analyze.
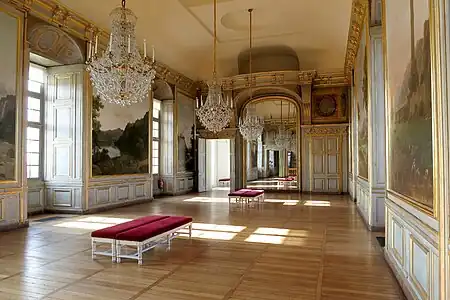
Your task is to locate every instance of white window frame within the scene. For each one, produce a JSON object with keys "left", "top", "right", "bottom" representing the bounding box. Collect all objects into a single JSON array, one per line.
[
  {"left": 152, "top": 99, "right": 161, "bottom": 175},
  {"left": 26, "top": 63, "right": 46, "bottom": 179}
]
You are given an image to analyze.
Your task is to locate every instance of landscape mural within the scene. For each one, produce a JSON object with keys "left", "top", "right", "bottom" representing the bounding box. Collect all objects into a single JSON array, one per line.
[
  {"left": 0, "top": 12, "right": 18, "bottom": 181},
  {"left": 357, "top": 21, "right": 368, "bottom": 180},
  {"left": 385, "top": 0, "right": 433, "bottom": 211},
  {"left": 177, "top": 92, "right": 195, "bottom": 173},
  {"left": 92, "top": 96, "right": 149, "bottom": 176}
]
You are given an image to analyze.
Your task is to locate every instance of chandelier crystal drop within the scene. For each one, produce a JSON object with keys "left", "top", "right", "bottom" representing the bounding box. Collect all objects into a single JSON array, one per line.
[
  {"left": 196, "top": 0, "right": 232, "bottom": 133},
  {"left": 86, "top": 0, "right": 156, "bottom": 106},
  {"left": 239, "top": 104, "right": 264, "bottom": 141},
  {"left": 274, "top": 124, "right": 293, "bottom": 150},
  {"left": 196, "top": 76, "right": 233, "bottom": 133}
]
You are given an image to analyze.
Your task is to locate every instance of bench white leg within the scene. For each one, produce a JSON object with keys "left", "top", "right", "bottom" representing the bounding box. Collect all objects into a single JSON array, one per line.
[
  {"left": 91, "top": 239, "right": 96, "bottom": 259},
  {"left": 138, "top": 244, "right": 143, "bottom": 265},
  {"left": 111, "top": 240, "right": 116, "bottom": 263},
  {"left": 116, "top": 243, "right": 121, "bottom": 263}
]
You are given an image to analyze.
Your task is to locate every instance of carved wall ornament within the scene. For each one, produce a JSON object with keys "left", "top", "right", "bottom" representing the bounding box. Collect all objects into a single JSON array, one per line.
[
  {"left": 344, "top": 0, "right": 368, "bottom": 80},
  {"left": 316, "top": 95, "right": 337, "bottom": 117},
  {"left": 303, "top": 126, "right": 348, "bottom": 136},
  {"left": 28, "top": 23, "right": 84, "bottom": 65}
]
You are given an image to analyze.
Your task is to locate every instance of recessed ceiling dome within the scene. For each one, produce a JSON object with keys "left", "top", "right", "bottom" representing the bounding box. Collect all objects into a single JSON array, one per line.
[
  {"left": 221, "top": 8, "right": 277, "bottom": 31},
  {"left": 238, "top": 46, "right": 299, "bottom": 74}
]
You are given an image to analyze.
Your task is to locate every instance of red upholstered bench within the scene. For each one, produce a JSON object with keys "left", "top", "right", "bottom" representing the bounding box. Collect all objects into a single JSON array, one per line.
[
  {"left": 228, "top": 189, "right": 264, "bottom": 205},
  {"left": 91, "top": 215, "right": 169, "bottom": 261},
  {"left": 115, "top": 216, "right": 193, "bottom": 265},
  {"left": 218, "top": 178, "right": 230, "bottom": 186}
]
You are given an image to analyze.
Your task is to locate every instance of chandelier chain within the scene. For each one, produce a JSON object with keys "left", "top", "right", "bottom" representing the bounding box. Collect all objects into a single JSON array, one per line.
[
  {"left": 195, "top": 0, "right": 232, "bottom": 133},
  {"left": 239, "top": 8, "right": 264, "bottom": 142}
]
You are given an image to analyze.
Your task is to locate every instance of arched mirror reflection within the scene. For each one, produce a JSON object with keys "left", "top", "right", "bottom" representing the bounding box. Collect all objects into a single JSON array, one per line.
[{"left": 243, "top": 98, "right": 298, "bottom": 191}]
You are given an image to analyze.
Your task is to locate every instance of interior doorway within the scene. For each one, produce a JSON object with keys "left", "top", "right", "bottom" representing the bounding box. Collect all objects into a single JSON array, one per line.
[{"left": 206, "top": 139, "right": 231, "bottom": 191}]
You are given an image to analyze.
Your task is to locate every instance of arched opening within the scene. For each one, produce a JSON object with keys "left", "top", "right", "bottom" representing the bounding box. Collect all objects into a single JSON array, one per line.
[{"left": 240, "top": 96, "right": 301, "bottom": 191}]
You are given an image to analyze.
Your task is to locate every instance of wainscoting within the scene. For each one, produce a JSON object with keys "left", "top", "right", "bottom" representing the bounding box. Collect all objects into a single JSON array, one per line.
[
  {"left": 27, "top": 180, "right": 45, "bottom": 214},
  {"left": 385, "top": 194, "right": 439, "bottom": 300},
  {"left": 0, "top": 191, "right": 23, "bottom": 230},
  {"left": 87, "top": 175, "right": 152, "bottom": 212}
]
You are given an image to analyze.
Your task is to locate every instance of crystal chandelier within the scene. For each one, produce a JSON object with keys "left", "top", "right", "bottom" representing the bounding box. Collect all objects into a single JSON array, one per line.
[
  {"left": 86, "top": 0, "right": 156, "bottom": 106},
  {"left": 239, "top": 8, "right": 264, "bottom": 141},
  {"left": 274, "top": 101, "right": 293, "bottom": 150},
  {"left": 274, "top": 124, "right": 293, "bottom": 150},
  {"left": 196, "top": 0, "right": 233, "bottom": 133}
]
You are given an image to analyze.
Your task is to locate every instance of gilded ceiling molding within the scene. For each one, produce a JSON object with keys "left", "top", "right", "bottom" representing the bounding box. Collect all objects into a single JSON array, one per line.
[
  {"left": 4, "top": 0, "right": 197, "bottom": 97},
  {"left": 196, "top": 69, "right": 348, "bottom": 93},
  {"left": 313, "top": 71, "right": 349, "bottom": 88},
  {"left": 343, "top": 0, "right": 369, "bottom": 80}
]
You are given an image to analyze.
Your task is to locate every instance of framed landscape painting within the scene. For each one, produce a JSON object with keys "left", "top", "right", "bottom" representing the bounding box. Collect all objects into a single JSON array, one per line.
[
  {"left": 91, "top": 95, "right": 150, "bottom": 176},
  {"left": 356, "top": 15, "right": 369, "bottom": 180},
  {"left": 0, "top": 10, "right": 20, "bottom": 182},
  {"left": 383, "top": 0, "right": 434, "bottom": 214}
]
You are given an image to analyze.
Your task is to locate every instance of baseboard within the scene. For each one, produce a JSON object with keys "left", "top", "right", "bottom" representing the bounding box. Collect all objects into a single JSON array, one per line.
[
  {"left": 356, "top": 204, "right": 385, "bottom": 232},
  {"left": 0, "top": 220, "right": 29, "bottom": 232},
  {"left": 384, "top": 249, "right": 417, "bottom": 300}
]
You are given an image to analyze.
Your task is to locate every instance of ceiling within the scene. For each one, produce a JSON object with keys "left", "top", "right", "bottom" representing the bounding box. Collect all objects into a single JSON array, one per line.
[{"left": 57, "top": 0, "right": 353, "bottom": 80}]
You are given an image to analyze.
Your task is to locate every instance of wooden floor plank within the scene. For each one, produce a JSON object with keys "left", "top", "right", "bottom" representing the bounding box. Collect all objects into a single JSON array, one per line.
[{"left": 0, "top": 191, "right": 403, "bottom": 300}]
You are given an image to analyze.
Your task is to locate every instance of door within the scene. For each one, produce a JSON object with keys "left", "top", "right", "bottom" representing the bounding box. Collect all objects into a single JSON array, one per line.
[
  {"left": 198, "top": 138, "right": 206, "bottom": 192},
  {"left": 310, "top": 135, "right": 342, "bottom": 193}
]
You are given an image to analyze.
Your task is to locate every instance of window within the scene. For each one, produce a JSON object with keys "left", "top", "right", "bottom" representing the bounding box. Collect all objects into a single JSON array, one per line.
[
  {"left": 26, "top": 64, "right": 45, "bottom": 179},
  {"left": 152, "top": 99, "right": 161, "bottom": 175}
]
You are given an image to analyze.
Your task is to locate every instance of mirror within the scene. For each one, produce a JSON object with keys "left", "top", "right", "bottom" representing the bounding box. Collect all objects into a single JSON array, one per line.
[{"left": 244, "top": 98, "right": 298, "bottom": 191}]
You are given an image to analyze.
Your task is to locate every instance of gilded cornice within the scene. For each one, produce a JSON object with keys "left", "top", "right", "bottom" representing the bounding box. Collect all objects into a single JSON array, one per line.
[
  {"left": 4, "top": 0, "right": 197, "bottom": 97},
  {"left": 197, "top": 70, "right": 348, "bottom": 93},
  {"left": 344, "top": 0, "right": 369, "bottom": 80}
]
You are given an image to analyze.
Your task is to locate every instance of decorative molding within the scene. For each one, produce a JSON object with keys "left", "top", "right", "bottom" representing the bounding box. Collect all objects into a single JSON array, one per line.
[
  {"left": 28, "top": 23, "right": 84, "bottom": 64},
  {"left": 198, "top": 128, "right": 237, "bottom": 140},
  {"left": 198, "top": 70, "right": 349, "bottom": 93},
  {"left": 344, "top": 0, "right": 369, "bottom": 80},
  {"left": 303, "top": 125, "right": 348, "bottom": 136},
  {"left": 5, "top": 0, "right": 197, "bottom": 97}
]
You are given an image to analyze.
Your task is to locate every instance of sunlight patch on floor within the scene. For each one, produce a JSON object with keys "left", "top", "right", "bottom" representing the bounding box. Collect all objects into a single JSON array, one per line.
[
  {"left": 78, "top": 216, "right": 133, "bottom": 224},
  {"left": 304, "top": 200, "right": 331, "bottom": 207},
  {"left": 54, "top": 221, "right": 115, "bottom": 230},
  {"left": 264, "top": 199, "right": 299, "bottom": 206},
  {"left": 183, "top": 197, "right": 229, "bottom": 203}
]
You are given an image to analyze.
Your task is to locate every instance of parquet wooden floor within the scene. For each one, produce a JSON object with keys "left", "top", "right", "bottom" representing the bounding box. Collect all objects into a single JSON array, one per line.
[{"left": 0, "top": 191, "right": 404, "bottom": 300}]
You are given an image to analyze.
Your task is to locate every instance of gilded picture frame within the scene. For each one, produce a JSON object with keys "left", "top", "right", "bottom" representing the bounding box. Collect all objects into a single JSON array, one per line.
[
  {"left": 382, "top": 0, "right": 438, "bottom": 216},
  {"left": 356, "top": 10, "right": 369, "bottom": 181},
  {"left": 0, "top": 5, "right": 24, "bottom": 186}
]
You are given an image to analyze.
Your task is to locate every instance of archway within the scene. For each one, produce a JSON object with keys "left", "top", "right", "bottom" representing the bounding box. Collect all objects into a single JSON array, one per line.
[{"left": 239, "top": 95, "right": 301, "bottom": 191}]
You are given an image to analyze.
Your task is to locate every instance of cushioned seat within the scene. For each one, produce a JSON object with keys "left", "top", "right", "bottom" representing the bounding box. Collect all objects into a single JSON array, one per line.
[
  {"left": 228, "top": 189, "right": 255, "bottom": 196},
  {"left": 242, "top": 190, "right": 264, "bottom": 197},
  {"left": 116, "top": 216, "right": 193, "bottom": 242},
  {"left": 91, "top": 215, "right": 169, "bottom": 239}
]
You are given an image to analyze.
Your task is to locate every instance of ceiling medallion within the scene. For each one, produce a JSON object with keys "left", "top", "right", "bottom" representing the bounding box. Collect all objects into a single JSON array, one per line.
[
  {"left": 239, "top": 8, "right": 264, "bottom": 142},
  {"left": 196, "top": 0, "right": 233, "bottom": 133},
  {"left": 86, "top": 0, "right": 156, "bottom": 106}
]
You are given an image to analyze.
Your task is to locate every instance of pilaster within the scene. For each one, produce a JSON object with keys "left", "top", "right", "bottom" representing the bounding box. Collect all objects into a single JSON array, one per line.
[{"left": 367, "top": 25, "right": 386, "bottom": 230}]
